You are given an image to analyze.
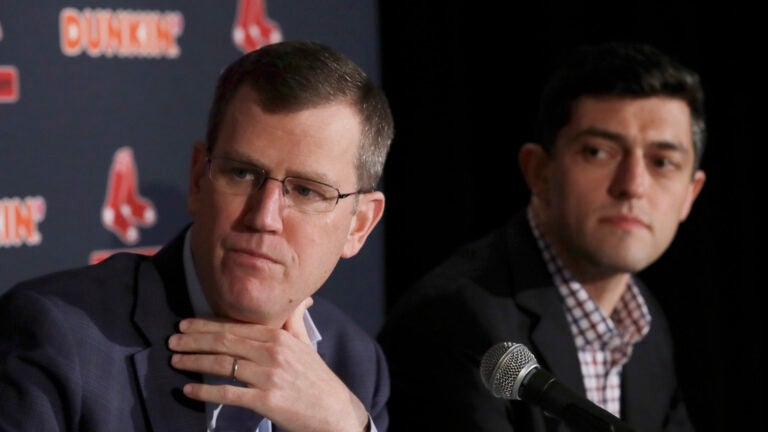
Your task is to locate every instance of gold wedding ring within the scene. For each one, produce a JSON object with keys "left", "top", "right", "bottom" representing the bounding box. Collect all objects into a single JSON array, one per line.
[{"left": 231, "top": 357, "right": 239, "bottom": 381}]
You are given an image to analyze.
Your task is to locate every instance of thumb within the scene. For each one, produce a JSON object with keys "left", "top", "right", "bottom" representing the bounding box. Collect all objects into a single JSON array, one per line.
[{"left": 283, "top": 296, "right": 314, "bottom": 344}]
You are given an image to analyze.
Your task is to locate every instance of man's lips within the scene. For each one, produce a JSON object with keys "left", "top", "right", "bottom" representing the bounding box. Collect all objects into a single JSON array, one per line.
[
  {"left": 226, "top": 247, "right": 281, "bottom": 265},
  {"left": 599, "top": 214, "right": 650, "bottom": 230}
]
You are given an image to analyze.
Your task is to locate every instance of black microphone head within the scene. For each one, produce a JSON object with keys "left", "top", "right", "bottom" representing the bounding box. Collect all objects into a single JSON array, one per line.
[{"left": 480, "top": 342, "right": 539, "bottom": 400}]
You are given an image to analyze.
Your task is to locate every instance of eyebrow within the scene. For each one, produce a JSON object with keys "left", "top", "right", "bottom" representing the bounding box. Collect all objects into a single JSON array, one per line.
[
  {"left": 214, "top": 153, "right": 339, "bottom": 186},
  {"left": 569, "top": 126, "right": 690, "bottom": 154}
]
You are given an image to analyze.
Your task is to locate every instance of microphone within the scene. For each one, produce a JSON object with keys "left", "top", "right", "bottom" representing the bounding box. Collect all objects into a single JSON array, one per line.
[{"left": 480, "top": 342, "right": 636, "bottom": 432}]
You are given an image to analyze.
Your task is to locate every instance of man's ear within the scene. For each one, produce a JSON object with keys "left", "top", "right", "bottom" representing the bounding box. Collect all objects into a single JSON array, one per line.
[
  {"left": 679, "top": 169, "right": 706, "bottom": 221},
  {"left": 341, "top": 191, "right": 385, "bottom": 258},
  {"left": 187, "top": 141, "right": 208, "bottom": 216},
  {"left": 518, "top": 142, "right": 551, "bottom": 203}
]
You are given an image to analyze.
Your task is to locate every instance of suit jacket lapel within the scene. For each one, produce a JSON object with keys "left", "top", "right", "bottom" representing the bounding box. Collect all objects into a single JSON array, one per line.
[
  {"left": 506, "top": 212, "right": 586, "bottom": 395},
  {"left": 621, "top": 335, "right": 666, "bottom": 429},
  {"left": 131, "top": 230, "right": 206, "bottom": 431},
  {"left": 517, "top": 287, "right": 585, "bottom": 395}
]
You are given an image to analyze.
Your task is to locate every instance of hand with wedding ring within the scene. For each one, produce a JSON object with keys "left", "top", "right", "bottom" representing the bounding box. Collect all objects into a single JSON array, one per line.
[{"left": 168, "top": 297, "right": 370, "bottom": 432}]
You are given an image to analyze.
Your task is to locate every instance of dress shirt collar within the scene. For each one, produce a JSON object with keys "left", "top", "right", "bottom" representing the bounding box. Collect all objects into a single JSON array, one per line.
[{"left": 525, "top": 207, "right": 651, "bottom": 350}]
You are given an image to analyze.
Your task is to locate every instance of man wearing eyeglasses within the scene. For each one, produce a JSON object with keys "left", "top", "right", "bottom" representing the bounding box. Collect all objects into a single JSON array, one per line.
[{"left": 0, "top": 40, "right": 393, "bottom": 432}]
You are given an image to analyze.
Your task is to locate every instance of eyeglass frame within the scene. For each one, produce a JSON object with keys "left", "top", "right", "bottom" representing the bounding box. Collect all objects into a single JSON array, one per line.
[{"left": 205, "top": 156, "right": 369, "bottom": 213}]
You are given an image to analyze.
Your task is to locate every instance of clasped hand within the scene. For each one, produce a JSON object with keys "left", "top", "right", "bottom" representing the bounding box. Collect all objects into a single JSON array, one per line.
[{"left": 168, "top": 297, "right": 369, "bottom": 432}]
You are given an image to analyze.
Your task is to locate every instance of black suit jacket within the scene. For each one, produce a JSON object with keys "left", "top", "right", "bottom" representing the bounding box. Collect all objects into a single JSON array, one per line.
[
  {"left": 0, "top": 230, "right": 389, "bottom": 431},
  {"left": 378, "top": 211, "right": 693, "bottom": 431}
]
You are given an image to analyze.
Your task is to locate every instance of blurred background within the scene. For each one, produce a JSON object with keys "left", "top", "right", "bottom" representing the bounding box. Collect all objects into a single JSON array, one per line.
[
  {"left": 380, "top": 3, "right": 762, "bottom": 431},
  {"left": 1, "top": 2, "right": 761, "bottom": 431}
]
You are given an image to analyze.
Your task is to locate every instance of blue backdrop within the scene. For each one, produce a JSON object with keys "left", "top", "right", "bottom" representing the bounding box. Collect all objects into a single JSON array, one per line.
[{"left": 0, "top": 0, "right": 386, "bottom": 336}]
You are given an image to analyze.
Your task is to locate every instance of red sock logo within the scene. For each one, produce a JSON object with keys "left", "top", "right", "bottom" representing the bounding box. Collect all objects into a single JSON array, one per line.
[
  {"left": 101, "top": 147, "right": 156, "bottom": 245},
  {"left": 232, "top": 0, "right": 282, "bottom": 53}
]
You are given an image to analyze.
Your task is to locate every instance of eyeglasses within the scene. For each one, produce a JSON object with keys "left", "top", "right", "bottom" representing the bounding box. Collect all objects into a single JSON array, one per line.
[{"left": 206, "top": 157, "right": 365, "bottom": 214}]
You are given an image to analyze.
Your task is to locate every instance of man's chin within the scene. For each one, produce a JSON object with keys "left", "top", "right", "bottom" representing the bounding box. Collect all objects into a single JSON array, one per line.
[
  {"left": 218, "top": 303, "right": 279, "bottom": 326},
  {"left": 213, "top": 283, "right": 278, "bottom": 323},
  {"left": 595, "top": 251, "right": 657, "bottom": 275}
]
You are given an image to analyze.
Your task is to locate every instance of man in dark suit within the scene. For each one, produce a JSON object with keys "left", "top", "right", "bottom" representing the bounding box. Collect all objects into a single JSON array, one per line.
[
  {"left": 0, "top": 40, "right": 394, "bottom": 432},
  {"left": 379, "top": 42, "right": 705, "bottom": 431}
]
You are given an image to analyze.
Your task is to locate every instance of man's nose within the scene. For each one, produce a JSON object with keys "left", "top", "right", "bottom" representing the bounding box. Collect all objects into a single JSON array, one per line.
[
  {"left": 608, "top": 153, "right": 649, "bottom": 200},
  {"left": 242, "top": 177, "right": 285, "bottom": 231}
]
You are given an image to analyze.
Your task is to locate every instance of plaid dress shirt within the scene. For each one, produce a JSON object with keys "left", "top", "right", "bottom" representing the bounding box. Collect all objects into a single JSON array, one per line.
[{"left": 527, "top": 207, "right": 651, "bottom": 417}]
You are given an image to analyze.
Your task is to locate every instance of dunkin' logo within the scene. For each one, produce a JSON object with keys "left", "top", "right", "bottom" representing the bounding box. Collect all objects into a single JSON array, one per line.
[
  {"left": 0, "top": 196, "right": 46, "bottom": 248},
  {"left": 101, "top": 147, "right": 156, "bottom": 245},
  {"left": 59, "top": 7, "right": 184, "bottom": 58},
  {"left": 232, "top": 0, "right": 282, "bottom": 53}
]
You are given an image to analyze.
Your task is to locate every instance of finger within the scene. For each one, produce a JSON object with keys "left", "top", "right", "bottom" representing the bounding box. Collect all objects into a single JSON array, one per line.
[
  {"left": 178, "top": 317, "right": 278, "bottom": 341},
  {"left": 182, "top": 380, "right": 266, "bottom": 408},
  {"left": 283, "top": 297, "right": 313, "bottom": 344},
  {"left": 171, "top": 353, "right": 236, "bottom": 379},
  {"left": 169, "top": 332, "right": 225, "bottom": 353},
  {"left": 169, "top": 331, "right": 268, "bottom": 359},
  {"left": 173, "top": 354, "right": 293, "bottom": 398},
  {"left": 178, "top": 316, "right": 248, "bottom": 333},
  {"left": 170, "top": 330, "right": 306, "bottom": 369}
]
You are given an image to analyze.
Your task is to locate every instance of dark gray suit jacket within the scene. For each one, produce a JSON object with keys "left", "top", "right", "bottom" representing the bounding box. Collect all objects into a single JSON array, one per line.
[
  {"left": 0, "top": 230, "right": 389, "bottom": 431},
  {"left": 378, "top": 211, "right": 693, "bottom": 431}
]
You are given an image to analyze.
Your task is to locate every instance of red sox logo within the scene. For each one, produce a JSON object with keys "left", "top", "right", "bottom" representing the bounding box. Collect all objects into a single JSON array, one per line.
[
  {"left": 96, "top": 2, "right": 280, "bottom": 247},
  {"left": 0, "top": 66, "right": 19, "bottom": 104},
  {"left": 0, "top": 20, "right": 20, "bottom": 104},
  {"left": 232, "top": 0, "right": 282, "bottom": 53},
  {"left": 101, "top": 147, "right": 156, "bottom": 245}
]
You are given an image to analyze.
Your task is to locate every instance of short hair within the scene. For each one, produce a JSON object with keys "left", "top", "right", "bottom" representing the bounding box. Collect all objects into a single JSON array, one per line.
[
  {"left": 537, "top": 42, "right": 706, "bottom": 170},
  {"left": 205, "top": 40, "right": 394, "bottom": 191}
]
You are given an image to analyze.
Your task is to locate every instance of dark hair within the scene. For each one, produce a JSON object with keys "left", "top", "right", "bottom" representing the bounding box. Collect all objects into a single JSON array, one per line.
[
  {"left": 205, "top": 40, "right": 394, "bottom": 191},
  {"left": 537, "top": 42, "right": 706, "bottom": 170}
]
